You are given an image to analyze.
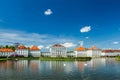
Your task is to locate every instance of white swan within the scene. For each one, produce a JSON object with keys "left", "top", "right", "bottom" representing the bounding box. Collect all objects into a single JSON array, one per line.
[
  {"left": 64, "top": 64, "right": 66, "bottom": 66},
  {"left": 84, "top": 63, "right": 87, "bottom": 66}
]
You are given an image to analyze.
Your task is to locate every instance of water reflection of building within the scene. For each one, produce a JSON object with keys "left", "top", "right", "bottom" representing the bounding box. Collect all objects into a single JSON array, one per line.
[
  {"left": 86, "top": 58, "right": 106, "bottom": 70},
  {"left": 6, "top": 61, "right": 13, "bottom": 69},
  {"left": 50, "top": 61, "right": 65, "bottom": 72},
  {"left": 39, "top": 61, "right": 51, "bottom": 72},
  {"left": 105, "top": 58, "right": 115, "bottom": 66},
  {"left": 77, "top": 61, "right": 85, "bottom": 71},
  {"left": 29, "top": 60, "right": 40, "bottom": 72},
  {"left": 0, "top": 61, "right": 13, "bottom": 70},
  {"left": 15, "top": 60, "right": 28, "bottom": 71},
  {"left": 64, "top": 62, "right": 77, "bottom": 73},
  {"left": 0, "top": 58, "right": 117, "bottom": 75}
]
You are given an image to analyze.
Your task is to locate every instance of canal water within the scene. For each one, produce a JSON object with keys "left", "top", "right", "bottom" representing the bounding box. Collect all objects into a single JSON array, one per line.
[{"left": 0, "top": 58, "right": 120, "bottom": 80}]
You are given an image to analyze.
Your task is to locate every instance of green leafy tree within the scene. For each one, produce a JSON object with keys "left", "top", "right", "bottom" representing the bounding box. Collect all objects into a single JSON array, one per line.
[
  {"left": 5, "top": 45, "right": 9, "bottom": 48},
  {"left": 9, "top": 46, "right": 15, "bottom": 51}
]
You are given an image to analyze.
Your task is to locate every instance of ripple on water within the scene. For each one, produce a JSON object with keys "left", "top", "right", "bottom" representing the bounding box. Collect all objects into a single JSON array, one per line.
[{"left": 0, "top": 58, "right": 120, "bottom": 80}]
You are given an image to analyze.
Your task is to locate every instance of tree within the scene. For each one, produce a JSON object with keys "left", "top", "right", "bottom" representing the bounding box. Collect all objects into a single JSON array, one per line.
[
  {"left": 9, "top": 46, "right": 15, "bottom": 51},
  {"left": 5, "top": 45, "right": 9, "bottom": 48},
  {"left": 27, "top": 47, "right": 30, "bottom": 49}
]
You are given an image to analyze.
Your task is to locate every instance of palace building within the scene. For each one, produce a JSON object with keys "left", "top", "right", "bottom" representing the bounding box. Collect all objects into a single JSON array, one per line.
[
  {"left": 74, "top": 45, "right": 102, "bottom": 57},
  {"left": 1, "top": 42, "right": 116, "bottom": 58},
  {"left": 15, "top": 45, "right": 29, "bottom": 57},
  {"left": 50, "top": 44, "right": 67, "bottom": 57},
  {"left": 87, "top": 46, "right": 101, "bottom": 57},
  {"left": 75, "top": 46, "right": 87, "bottom": 57},
  {"left": 0, "top": 48, "right": 14, "bottom": 57},
  {"left": 101, "top": 50, "right": 120, "bottom": 56},
  {"left": 29, "top": 45, "right": 41, "bottom": 57}
]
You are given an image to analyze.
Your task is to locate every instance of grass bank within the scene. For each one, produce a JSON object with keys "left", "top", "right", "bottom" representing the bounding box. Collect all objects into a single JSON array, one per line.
[
  {"left": 115, "top": 56, "right": 120, "bottom": 61},
  {"left": 39, "top": 57, "right": 91, "bottom": 61},
  {"left": 0, "top": 57, "right": 92, "bottom": 61},
  {"left": 0, "top": 57, "right": 39, "bottom": 61}
]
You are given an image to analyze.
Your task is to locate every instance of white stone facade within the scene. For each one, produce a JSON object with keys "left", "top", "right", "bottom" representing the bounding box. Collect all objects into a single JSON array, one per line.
[
  {"left": 50, "top": 44, "right": 67, "bottom": 57},
  {"left": 0, "top": 48, "right": 14, "bottom": 57},
  {"left": 75, "top": 51, "right": 87, "bottom": 57},
  {"left": 75, "top": 46, "right": 102, "bottom": 57},
  {"left": 41, "top": 52, "right": 51, "bottom": 57},
  {"left": 29, "top": 50, "right": 41, "bottom": 57},
  {"left": 15, "top": 49, "right": 29, "bottom": 57},
  {"left": 87, "top": 50, "right": 102, "bottom": 57},
  {"left": 101, "top": 52, "right": 120, "bottom": 56},
  {"left": 0, "top": 52, "right": 13, "bottom": 57}
]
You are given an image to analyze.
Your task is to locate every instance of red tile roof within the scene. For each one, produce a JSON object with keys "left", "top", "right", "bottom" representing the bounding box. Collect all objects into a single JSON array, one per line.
[
  {"left": 102, "top": 50, "right": 120, "bottom": 53},
  {"left": 89, "top": 46, "right": 100, "bottom": 50},
  {"left": 0, "top": 48, "right": 14, "bottom": 52},
  {"left": 52, "top": 44, "right": 64, "bottom": 47},
  {"left": 18, "top": 45, "right": 26, "bottom": 49},
  {"left": 30, "top": 45, "right": 40, "bottom": 50},
  {"left": 76, "top": 46, "right": 85, "bottom": 51}
]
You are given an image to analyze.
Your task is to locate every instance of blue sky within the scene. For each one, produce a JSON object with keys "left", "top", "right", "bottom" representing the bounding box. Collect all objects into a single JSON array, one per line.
[{"left": 0, "top": 0, "right": 120, "bottom": 50}]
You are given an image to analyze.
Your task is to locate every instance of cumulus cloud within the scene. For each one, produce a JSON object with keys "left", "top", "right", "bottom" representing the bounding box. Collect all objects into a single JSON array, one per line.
[
  {"left": 38, "top": 45, "right": 44, "bottom": 49},
  {"left": 0, "top": 30, "right": 48, "bottom": 44},
  {"left": 113, "top": 41, "right": 119, "bottom": 45},
  {"left": 0, "top": 29, "right": 77, "bottom": 46},
  {"left": 80, "top": 26, "right": 91, "bottom": 33},
  {"left": 44, "top": 9, "right": 53, "bottom": 15},
  {"left": 62, "top": 42, "right": 76, "bottom": 48},
  {"left": 25, "top": 45, "right": 32, "bottom": 47},
  {"left": 45, "top": 45, "right": 52, "bottom": 49},
  {"left": 25, "top": 45, "right": 44, "bottom": 49}
]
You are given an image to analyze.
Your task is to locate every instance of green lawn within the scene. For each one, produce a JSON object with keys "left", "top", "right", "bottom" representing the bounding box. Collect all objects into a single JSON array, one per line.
[
  {"left": 115, "top": 56, "right": 120, "bottom": 61},
  {"left": 39, "top": 57, "right": 91, "bottom": 61},
  {"left": 0, "top": 57, "right": 91, "bottom": 61},
  {"left": 0, "top": 57, "right": 39, "bottom": 61}
]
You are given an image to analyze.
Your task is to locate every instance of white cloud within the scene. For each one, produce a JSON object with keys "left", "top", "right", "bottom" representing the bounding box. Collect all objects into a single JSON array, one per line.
[
  {"left": 38, "top": 45, "right": 44, "bottom": 49},
  {"left": 25, "top": 45, "right": 32, "bottom": 48},
  {"left": 0, "top": 29, "right": 77, "bottom": 46},
  {"left": 44, "top": 9, "right": 53, "bottom": 15},
  {"left": 86, "top": 37, "right": 89, "bottom": 39},
  {"left": 25, "top": 45, "right": 44, "bottom": 49},
  {"left": 45, "top": 43, "right": 76, "bottom": 49},
  {"left": 62, "top": 42, "right": 76, "bottom": 48},
  {"left": 46, "top": 46, "right": 50, "bottom": 49},
  {"left": 45, "top": 45, "right": 51, "bottom": 49},
  {"left": 113, "top": 41, "right": 119, "bottom": 45},
  {"left": 80, "top": 26, "right": 91, "bottom": 33}
]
